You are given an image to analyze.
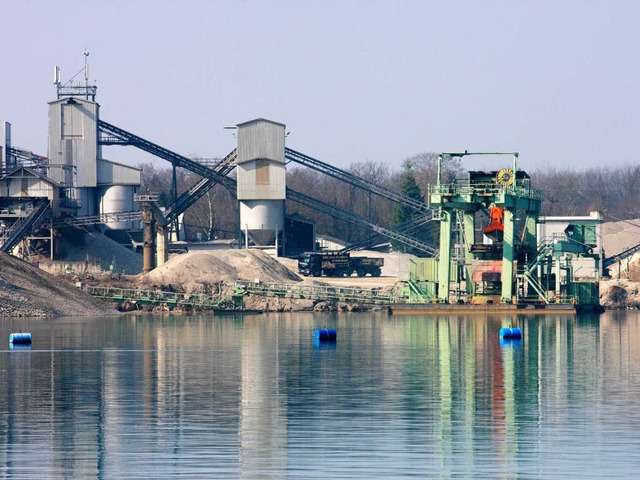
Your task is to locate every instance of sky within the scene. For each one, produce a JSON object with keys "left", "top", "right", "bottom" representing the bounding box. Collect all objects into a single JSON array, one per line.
[{"left": 1, "top": 0, "right": 639, "bottom": 173}]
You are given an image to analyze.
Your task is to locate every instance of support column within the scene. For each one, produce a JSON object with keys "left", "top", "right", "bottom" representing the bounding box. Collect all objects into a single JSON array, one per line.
[
  {"left": 525, "top": 213, "right": 537, "bottom": 252},
  {"left": 501, "top": 208, "right": 515, "bottom": 303},
  {"left": 438, "top": 209, "right": 453, "bottom": 302},
  {"left": 156, "top": 228, "right": 168, "bottom": 267},
  {"left": 555, "top": 255, "right": 562, "bottom": 298},
  {"left": 462, "top": 210, "right": 475, "bottom": 295},
  {"left": 142, "top": 208, "right": 156, "bottom": 274}
]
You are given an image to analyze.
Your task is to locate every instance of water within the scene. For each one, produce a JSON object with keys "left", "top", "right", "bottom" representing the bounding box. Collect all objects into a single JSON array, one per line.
[{"left": 1, "top": 311, "right": 640, "bottom": 479}]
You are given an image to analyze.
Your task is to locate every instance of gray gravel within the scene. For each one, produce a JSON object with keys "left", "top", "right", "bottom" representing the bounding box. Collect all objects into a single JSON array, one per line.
[{"left": 0, "top": 252, "right": 118, "bottom": 317}]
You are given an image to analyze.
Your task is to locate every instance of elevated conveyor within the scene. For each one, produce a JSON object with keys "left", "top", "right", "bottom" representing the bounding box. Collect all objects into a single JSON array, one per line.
[
  {"left": 98, "top": 120, "right": 439, "bottom": 254},
  {"left": 285, "top": 148, "right": 432, "bottom": 213},
  {"left": 164, "top": 148, "right": 237, "bottom": 224},
  {"left": 604, "top": 242, "right": 640, "bottom": 268},
  {"left": 0, "top": 200, "right": 51, "bottom": 253},
  {"left": 54, "top": 210, "right": 143, "bottom": 228},
  {"left": 98, "top": 120, "right": 230, "bottom": 184},
  {"left": 286, "top": 189, "right": 438, "bottom": 255},
  {"left": 341, "top": 214, "right": 440, "bottom": 252}
]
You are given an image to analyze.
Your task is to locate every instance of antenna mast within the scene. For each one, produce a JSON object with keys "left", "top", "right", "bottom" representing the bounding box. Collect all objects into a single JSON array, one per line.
[{"left": 55, "top": 50, "right": 97, "bottom": 101}]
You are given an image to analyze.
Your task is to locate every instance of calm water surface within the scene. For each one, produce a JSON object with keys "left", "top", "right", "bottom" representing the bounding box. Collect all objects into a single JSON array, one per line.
[{"left": 1, "top": 311, "right": 639, "bottom": 479}]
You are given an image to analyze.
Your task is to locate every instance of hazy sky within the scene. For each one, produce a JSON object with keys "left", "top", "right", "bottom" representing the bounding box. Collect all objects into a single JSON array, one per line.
[{"left": 1, "top": 0, "right": 638, "bottom": 172}]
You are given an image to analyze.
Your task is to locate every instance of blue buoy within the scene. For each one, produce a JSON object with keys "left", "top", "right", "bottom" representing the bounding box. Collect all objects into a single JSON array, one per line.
[
  {"left": 9, "top": 333, "right": 32, "bottom": 344},
  {"left": 499, "top": 327, "right": 522, "bottom": 339},
  {"left": 314, "top": 328, "right": 337, "bottom": 342}
]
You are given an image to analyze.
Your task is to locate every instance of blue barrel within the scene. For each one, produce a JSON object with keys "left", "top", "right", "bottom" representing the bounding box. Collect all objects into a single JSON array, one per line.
[
  {"left": 499, "top": 327, "right": 522, "bottom": 339},
  {"left": 314, "top": 329, "right": 337, "bottom": 342},
  {"left": 9, "top": 333, "right": 32, "bottom": 344}
]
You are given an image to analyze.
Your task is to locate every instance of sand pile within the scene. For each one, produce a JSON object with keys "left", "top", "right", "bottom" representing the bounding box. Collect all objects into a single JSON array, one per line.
[
  {"left": 602, "top": 219, "right": 640, "bottom": 258},
  {"left": 139, "top": 249, "right": 302, "bottom": 294},
  {"left": 0, "top": 252, "right": 118, "bottom": 317},
  {"left": 601, "top": 219, "right": 640, "bottom": 279},
  {"left": 600, "top": 279, "right": 640, "bottom": 309}
]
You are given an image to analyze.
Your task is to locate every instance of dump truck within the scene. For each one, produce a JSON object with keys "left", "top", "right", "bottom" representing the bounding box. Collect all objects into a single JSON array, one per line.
[
  {"left": 350, "top": 256, "right": 384, "bottom": 277},
  {"left": 297, "top": 252, "right": 384, "bottom": 277}
]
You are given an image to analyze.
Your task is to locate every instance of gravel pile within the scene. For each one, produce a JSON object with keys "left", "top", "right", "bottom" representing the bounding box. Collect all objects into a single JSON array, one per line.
[
  {"left": 0, "top": 252, "right": 118, "bottom": 317},
  {"left": 57, "top": 228, "right": 143, "bottom": 275}
]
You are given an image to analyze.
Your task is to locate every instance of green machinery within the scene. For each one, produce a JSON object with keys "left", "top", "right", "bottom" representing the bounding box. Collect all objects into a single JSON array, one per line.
[{"left": 402, "top": 152, "right": 601, "bottom": 309}]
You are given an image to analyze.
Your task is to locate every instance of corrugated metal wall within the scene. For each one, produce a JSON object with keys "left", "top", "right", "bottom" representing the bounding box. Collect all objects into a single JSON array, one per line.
[
  {"left": 97, "top": 159, "right": 141, "bottom": 185},
  {"left": 48, "top": 98, "right": 98, "bottom": 187},
  {"left": 2, "top": 170, "right": 56, "bottom": 200},
  {"left": 236, "top": 119, "right": 286, "bottom": 200}
]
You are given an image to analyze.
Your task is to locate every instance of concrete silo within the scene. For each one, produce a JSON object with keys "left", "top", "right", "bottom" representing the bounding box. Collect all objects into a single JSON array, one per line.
[{"left": 236, "top": 119, "right": 286, "bottom": 256}]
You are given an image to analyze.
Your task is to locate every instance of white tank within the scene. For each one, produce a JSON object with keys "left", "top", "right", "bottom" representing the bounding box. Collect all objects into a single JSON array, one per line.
[
  {"left": 240, "top": 200, "right": 284, "bottom": 246},
  {"left": 99, "top": 185, "right": 136, "bottom": 230}
]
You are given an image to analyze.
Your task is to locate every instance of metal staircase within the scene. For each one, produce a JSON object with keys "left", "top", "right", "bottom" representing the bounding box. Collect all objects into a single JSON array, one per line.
[
  {"left": 0, "top": 200, "right": 51, "bottom": 253},
  {"left": 520, "top": 239, "right": 555, "bottom": 304}
]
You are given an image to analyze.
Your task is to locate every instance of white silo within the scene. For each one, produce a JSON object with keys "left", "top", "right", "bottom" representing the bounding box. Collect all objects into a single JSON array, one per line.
[{"left": 236, "top": 118, "right": 286, "bottom": 254}]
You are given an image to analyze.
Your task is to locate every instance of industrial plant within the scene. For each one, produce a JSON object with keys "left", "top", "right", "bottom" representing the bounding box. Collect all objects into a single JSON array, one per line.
[{"left": 1, "top": 58, "right": 618, "bottom": 312}]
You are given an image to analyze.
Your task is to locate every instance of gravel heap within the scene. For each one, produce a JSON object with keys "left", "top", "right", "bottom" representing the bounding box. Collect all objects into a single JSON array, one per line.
[
  {"left": 57, "top": 228, "right": 143, "bottom": 275},
  {"left": 0, "top": 252, "right": 118, "bottom": 317},
  {"left": 139, "top": 249, "right": 302, "bottom": 294}
]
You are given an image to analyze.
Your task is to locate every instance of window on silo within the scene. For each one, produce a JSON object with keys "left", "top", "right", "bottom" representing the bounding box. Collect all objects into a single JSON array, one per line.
[
  {"left": 61, "top": 104, "right": 84, "bottom": 139},
  {"left": 255, "top": 159, "right": 270, "bottom": 185}
]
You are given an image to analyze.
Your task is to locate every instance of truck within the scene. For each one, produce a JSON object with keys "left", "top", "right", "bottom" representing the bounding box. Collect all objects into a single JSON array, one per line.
[{"left": 297, "top": 251, "right": 384, "bottom": 277}]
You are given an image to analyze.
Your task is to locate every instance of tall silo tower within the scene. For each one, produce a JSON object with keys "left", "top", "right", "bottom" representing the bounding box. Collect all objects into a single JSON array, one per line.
[
  {"left": 236, "top": 118, "right": 286, "bottom": 256},
  {"left": 48, "top": 58, "right": 141, "bottom": 230},
  {"left": 47, "top": 96, "right": 100, "bottom": 216}
]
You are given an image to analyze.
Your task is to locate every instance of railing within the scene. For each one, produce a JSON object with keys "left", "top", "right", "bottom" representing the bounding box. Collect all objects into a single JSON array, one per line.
[
  {"left": 85, "top": 285, "right": 236, "bottom": 309},
  {"left": 430, "top": 182, "right": 543, "bottom": 201},
  {"left": 234, "top": 280, "right": 400, "bottom": 304}
]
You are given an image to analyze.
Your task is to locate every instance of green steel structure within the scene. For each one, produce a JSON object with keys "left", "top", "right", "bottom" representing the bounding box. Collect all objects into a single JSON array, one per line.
[
  {"left": 85, "top": 286, "right": 240, "bottom": 310},
  {"left": 429, "top": 152, "right": 541, "bottom": 304},
  {"left": 424, "top": 152, "right": 600, "bottom": 309}
]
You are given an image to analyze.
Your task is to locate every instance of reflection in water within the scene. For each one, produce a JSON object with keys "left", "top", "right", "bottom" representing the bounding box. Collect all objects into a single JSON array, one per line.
[{"left": 0, "top": 311, "right": 639, "bottom": 478}]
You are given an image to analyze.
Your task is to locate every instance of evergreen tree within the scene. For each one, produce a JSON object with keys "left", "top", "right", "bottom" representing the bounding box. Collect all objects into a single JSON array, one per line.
[{"left": 391, "top": 164, "right": 427, "bottom": 252}]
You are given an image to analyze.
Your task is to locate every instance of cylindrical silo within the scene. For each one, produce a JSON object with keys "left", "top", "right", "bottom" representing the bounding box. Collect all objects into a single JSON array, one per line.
[
  {"left": 240, "top": 200, "right": 285, "bottom": 246},
  {"left": 236, "top": 118, "right": 286, "bottom": 252},
  {"left": 99, "top": 185, "right": 136, "bottom": 230}
]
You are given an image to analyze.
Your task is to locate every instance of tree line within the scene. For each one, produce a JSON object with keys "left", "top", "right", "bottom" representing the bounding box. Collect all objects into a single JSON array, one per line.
[{"left": 138, "top": 154, "right": 637, "bottom": 244}]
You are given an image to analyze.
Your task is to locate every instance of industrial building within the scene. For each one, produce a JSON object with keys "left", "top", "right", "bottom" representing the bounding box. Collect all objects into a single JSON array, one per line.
[{"left": 0, "top": 60, "right": 624, "bottom": 311}]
